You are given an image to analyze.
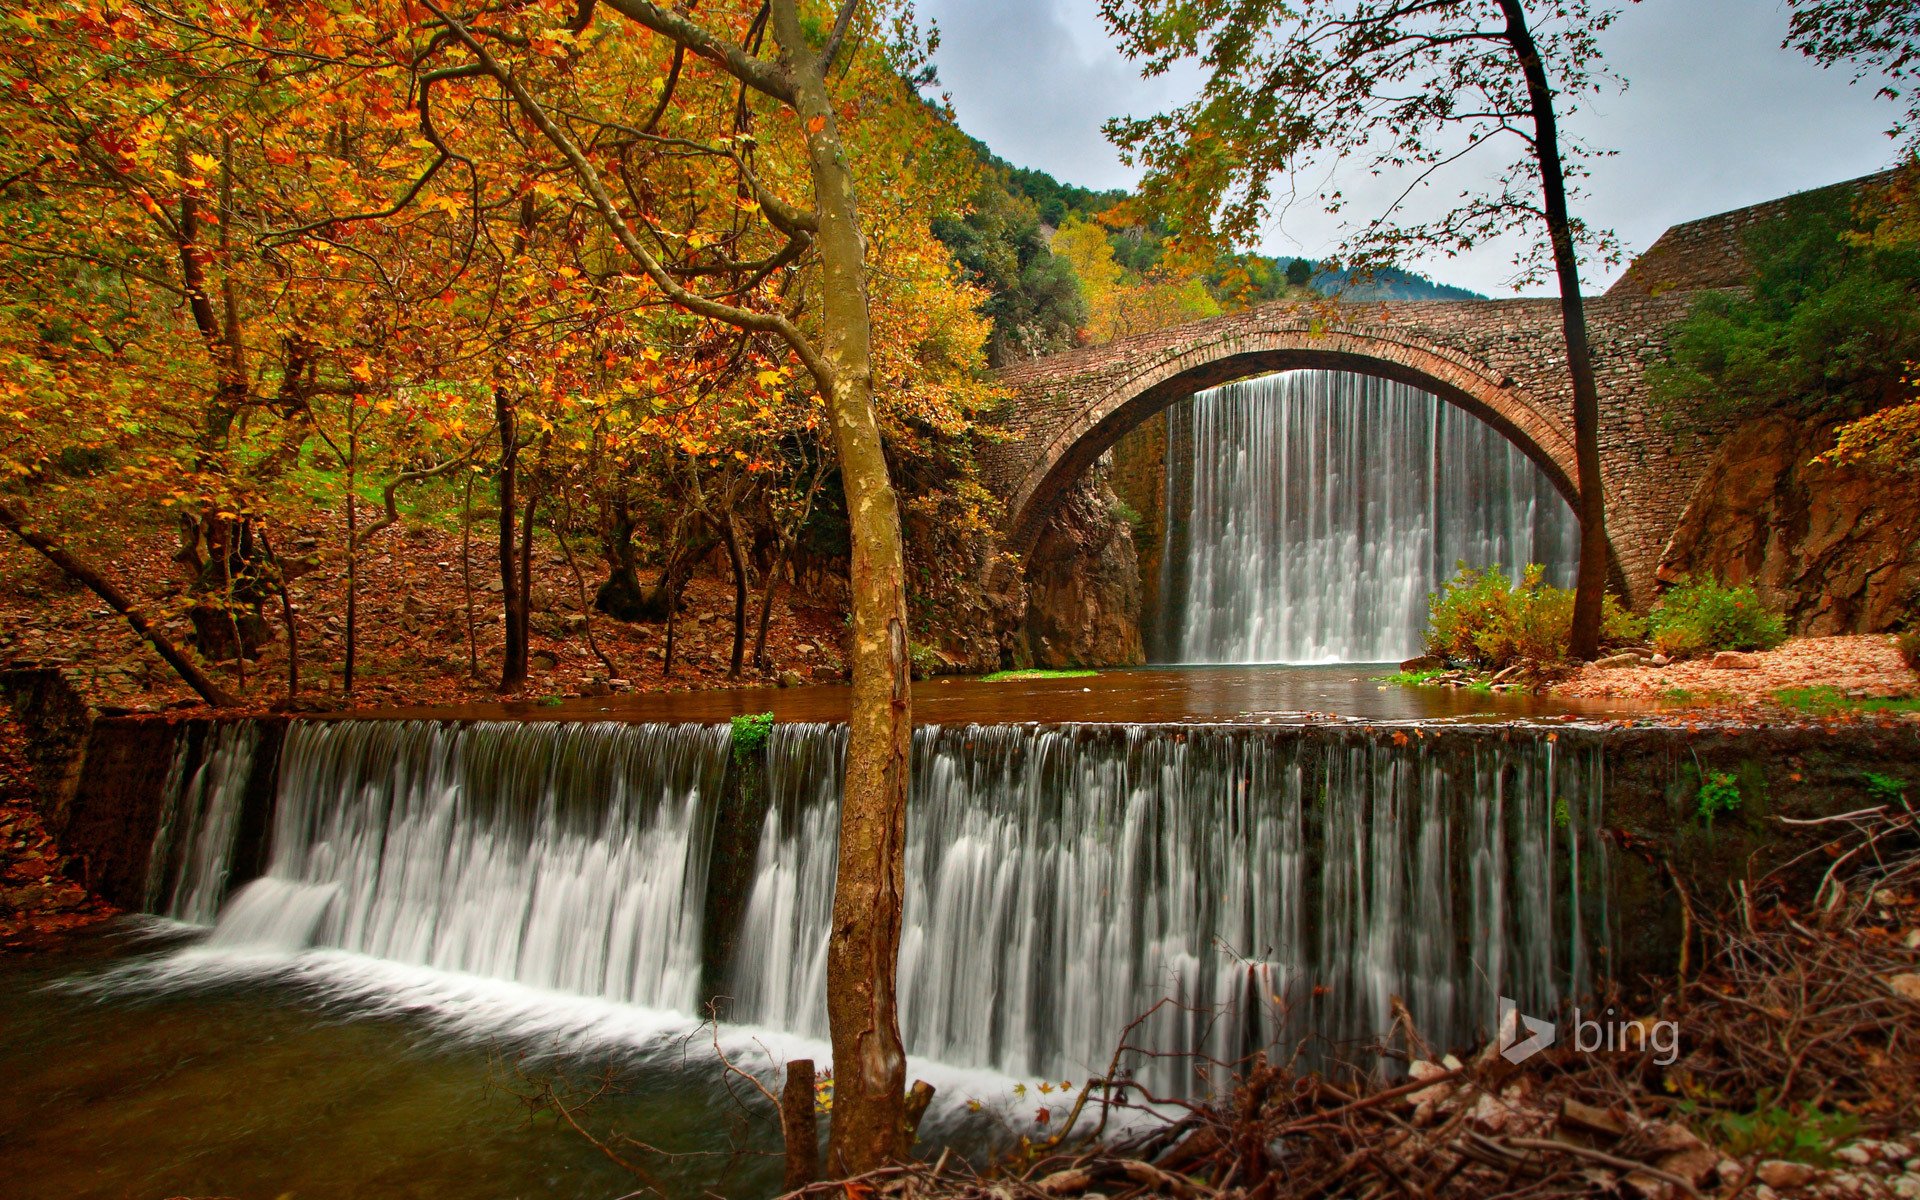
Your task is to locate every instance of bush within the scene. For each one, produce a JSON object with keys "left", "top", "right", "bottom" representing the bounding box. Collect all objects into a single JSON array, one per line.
[
  {"left": 1898, "top": 630, "right": 1920, "bottom": 672},
  {"left": 1424, "top": 564, "right": 1644, "bottom": 672},
  {"left": 1648, "top": 575, "right": 1787, "bottom": 659}
]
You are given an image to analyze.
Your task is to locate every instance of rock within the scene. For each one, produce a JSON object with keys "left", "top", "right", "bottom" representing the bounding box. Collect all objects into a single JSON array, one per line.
[
  {"left": 778, "top": 670, "right": 805, "bottom": 688},
  {"left": 1022, "top": 468, "right": 1146, "bottom": 669},
  {"left": 1558, "top": 1098, "right": 1628, "bottom": 1138},
  {"left": 1888, "top": 973, "right": 1920, "bottom": 1001},
  {"left": 1708, "top": 651, "right": 1758, "bottom": 669},
  {"left": 1834, "top": 1145, "right": 1874, "bottom": 1166},
  {"left": 1650, "top": 653, "right": 1671, "bottom": 666},
  {"left": 530, "top": 651, "right": 558, "bottom": 672},
  {"left": 1596, "top": 652, "right": 1643, "bottom": 668},
  {"left": 1904, "top": 928, "right": 1920, "bottom": 950},
  {"left": 1757, "top": 1160, "right": 1819, "bottom": 1189},
  {"left": 1656, "top": 1146, "right": 1723, "bottom": 1187},
  {"left": 607, "top": 678, "right": 631, "bottom": 690},
  {"left": 1400, "top": 654, "right": 1443, "bottom": 673},
  {"left": 1641, "top": 1123, "right": 1707, "bottom": 1155},
  {"left": 1656, "top": 413, "right": 1920, "bottom": 635},
  {"left": 585, "top": 677, "right": 611, "bottom": 698}
]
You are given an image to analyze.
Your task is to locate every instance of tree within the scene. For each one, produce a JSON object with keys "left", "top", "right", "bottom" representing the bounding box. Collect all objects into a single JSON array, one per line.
[
  {"left": 402, "top": 0, "right": 924, "bottom": 1172},
  {"left": 1649, "top": 189, "right": 1920, "bottom": 421},
  {"left": 1100, "top": 0, "right": 1625, "bottom": 657},
  {"left": 1787, "top": 0, "right": 1920, "bottom": 153}
]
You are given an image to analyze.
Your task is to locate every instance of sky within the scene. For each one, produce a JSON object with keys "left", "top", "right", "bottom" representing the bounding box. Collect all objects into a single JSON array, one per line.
[{"left": 913, "top": 0, "right": 1907, "bottom": 296}]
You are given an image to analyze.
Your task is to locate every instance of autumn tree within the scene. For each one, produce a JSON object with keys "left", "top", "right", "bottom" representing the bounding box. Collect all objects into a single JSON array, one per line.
[
  {"left": 1101, "top": 0, "right": 1626, "bottom": 657},
  {"left": 384, "top": 0, "right": 939, "bottom": 1171},
  {"left": 1787, "top": 0, "right": 1920, "bottom": 468}
]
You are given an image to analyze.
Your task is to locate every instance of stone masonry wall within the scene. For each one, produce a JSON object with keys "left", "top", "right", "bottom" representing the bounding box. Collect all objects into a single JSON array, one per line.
[{"left": 982, "top": 292, "right": 1704, "bottom": 608}]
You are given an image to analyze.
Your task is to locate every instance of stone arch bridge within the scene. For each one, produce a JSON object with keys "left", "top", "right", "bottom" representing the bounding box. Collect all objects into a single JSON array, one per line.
[{"left": 979, "top": 292, "right": 1704, "bottom": 610}]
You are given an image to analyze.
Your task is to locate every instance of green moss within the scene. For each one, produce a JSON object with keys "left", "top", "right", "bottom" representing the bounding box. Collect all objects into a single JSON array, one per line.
[
  {"left": 730, "top": 712, "right": 775, "bottom": 763},
  {"left": 1863, "top": 771, "right": 1909, "bottom": 804},
  {"left": 1773, "top": 686, "right": 1920, "bottom": 716},
  {"left": 979, "top": 668, "right": 1099, "bottom": 683}
]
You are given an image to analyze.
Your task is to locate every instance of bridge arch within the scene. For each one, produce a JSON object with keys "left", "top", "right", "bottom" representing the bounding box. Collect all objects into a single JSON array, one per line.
[{"left": 993, "top": 322, "right": 1623, "bottom": 597}]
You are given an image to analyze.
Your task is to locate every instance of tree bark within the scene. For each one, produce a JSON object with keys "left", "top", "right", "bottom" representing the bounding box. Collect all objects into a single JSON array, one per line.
[
  {"left": 720, "top": 509, "right": 750, "bottom": 678},
  {"left": 1499, "top": 0, "right": 1609, "bottom": 659},
  {"left": 770, "top": 0, "right": 918, "bottom": 1175},
  {"left": 495, "top": 386, "right": 528, "bottom": 691},
  {"left": 0, "top": 498, "right": 237, "bottom": 707}
]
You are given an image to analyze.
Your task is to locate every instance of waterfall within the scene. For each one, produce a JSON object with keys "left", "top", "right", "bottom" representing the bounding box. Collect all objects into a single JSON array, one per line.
[
  {"left": 205, "top": 720, "right": 730, "bottom": 1014},
  {"left": 728, "top": 723, "right": 1605, "bottom": 1090},
  {"left": 1158, "top": 370, "right": 1579, "bottom": 664},
  {"left": 144, "top": 721, "right": 262, "bottom": 924},
  {"left": 159, "top": 718, "right": 1606, "bottom": 1089}
]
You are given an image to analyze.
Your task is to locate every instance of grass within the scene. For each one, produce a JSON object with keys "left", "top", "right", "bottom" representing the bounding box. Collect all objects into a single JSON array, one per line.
[
  {"left": 1379, "top": 668, "right": 1447, "bottom": 686},
  {"left": 1772, "top": 686, "right": 1920, "bottom": 716},
  {"left": 979, "top": 668, "right": 1099, "bottom": 683}
]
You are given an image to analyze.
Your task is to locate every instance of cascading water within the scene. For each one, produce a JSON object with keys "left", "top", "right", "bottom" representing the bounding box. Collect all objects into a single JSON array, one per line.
[
  {"left": 157, "top": 718, "right": 1606, "bottom": 1091},
  {"left": 144, "top": 721, "right": 262, "bottom": 924},
  {"left": 728, "top": 723, "right": 1605, "bottom": 1090},
  {"left": 205, "top": 720, "right": 730, "bottom": 1013},
  {"left": 1158, "top": 370, "right": 1579, "bottom": 664}
]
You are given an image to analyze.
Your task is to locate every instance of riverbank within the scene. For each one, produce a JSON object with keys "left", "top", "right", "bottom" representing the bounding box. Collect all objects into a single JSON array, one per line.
[{"left": 1554, "top": 634, "right": 1920, "bottom": 714}]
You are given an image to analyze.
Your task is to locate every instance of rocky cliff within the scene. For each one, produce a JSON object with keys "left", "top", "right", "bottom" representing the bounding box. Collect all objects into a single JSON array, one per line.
[
  {"left": 1020, "top": 462, "right": 1147, "bottom": 668},
  {"left": 1658, "top": 416, "right": 1919, "bottom": 633}
]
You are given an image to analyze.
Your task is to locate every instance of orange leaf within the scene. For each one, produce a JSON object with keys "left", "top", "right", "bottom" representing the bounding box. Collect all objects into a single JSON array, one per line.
[{"left": 807, "top": 115, "right": 826, "bottom": 135}]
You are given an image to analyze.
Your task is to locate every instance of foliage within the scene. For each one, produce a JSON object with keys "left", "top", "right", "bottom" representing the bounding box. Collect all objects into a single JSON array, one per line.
[
  {"left": 1380, "top": 668, "right": 1446, "bottom": 686},
  {"left": 1098, "top": 0, "right": 1624, "bottom": 284},
  {"left": 1901, "top": 630, "right": 1920, "bottom": 670},
  {"left": 1696, "top": 771, "right": 1744, "bottom": 824},
  {"left": 730, "top": 712, "right": 775, "bottom": 763},
  {"left": 1819, "top": 384, "right": 1920, "bottom": 473},
  {"left": 1423, "top": 565, "right": 1642, "bottom": 672},
  {"left": 1650, "top": 190, "right": 1920, "bottom": 424},
  {"left": 1787, "top": 0, "right": 1920, "bottom": 154},
  {"left": 1694, "top": 1096, "right": 1861, "bottom": 1167},
  {"left": 1648, "top": 576, "right": 1788, "bottom": 660}
]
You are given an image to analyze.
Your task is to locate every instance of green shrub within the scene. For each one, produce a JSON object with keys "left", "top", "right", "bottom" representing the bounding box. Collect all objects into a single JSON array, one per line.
[
  {"left": 1696, "top": 771, "right": 1743, "bottom": 824},
  {"left": 730, "top": 712, "right": 775, "bottom": 762},
  {"left": 1648, "top": 575, "right": 1787, "bottom": 659},
  {"left": 1424, "top": 564, "right": 1643, "bottom": 671},
  {"left": 1898, "top": 630, "right": 1920, "bottom": 672}
]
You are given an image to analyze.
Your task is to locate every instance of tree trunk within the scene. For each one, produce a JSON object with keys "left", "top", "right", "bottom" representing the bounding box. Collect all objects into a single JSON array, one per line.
[
  {"left": 462, "top": 470, "right": 479, "bottom": 678},
  {"left": 0, "top": 498, "right": 236, "bottom": 707},
  {"left": 495, "top": 386, "right": 528, "bottom": 691},
  {"left": 343, "top": 422, "right": 359, "bottom": 696},
  {"left": 771, "top": 1, "right": 918, "bottom": 1175},
  {"left": 720, "top": 510, "right": 750, "bottom": 678},
  {"left": 1500, "top": 0, "right": 1609, "bottom": 659}
]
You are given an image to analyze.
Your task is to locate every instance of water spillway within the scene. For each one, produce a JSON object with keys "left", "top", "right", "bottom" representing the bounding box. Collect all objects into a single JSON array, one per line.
[
  {"left": 131, "top": 716, "right": 1608, "bottom": 1091},
  {"left": 1156, "top": 370, "right": 1580, "bottom": 664}
]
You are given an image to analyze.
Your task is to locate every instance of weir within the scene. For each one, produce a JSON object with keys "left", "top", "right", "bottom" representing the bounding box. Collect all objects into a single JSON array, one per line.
[
  {"left": 127, "top": 715, "right": 1608, "bottom": 1090},
  {"left": 1155, "top": 371, "right": 1579, "bottom": 665}
]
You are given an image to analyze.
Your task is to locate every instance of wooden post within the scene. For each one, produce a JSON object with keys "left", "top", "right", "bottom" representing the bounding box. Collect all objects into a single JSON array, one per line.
[{"left": 781, "top": 1058, "right": 819, "bottom": 1192}]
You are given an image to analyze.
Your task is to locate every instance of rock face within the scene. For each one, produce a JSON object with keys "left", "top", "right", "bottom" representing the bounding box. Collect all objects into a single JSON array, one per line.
[
  {"left": 1021, "top": 463, "right": 1147, "bottom": 668},
  {"left": 1658, "top": 416, "right": 1920, "bottom": 634}
]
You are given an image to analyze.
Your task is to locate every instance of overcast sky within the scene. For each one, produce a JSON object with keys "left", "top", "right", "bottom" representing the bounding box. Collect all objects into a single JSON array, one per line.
[{"left": 914, "top": 0, "right": 1906, "bottom": 296}]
